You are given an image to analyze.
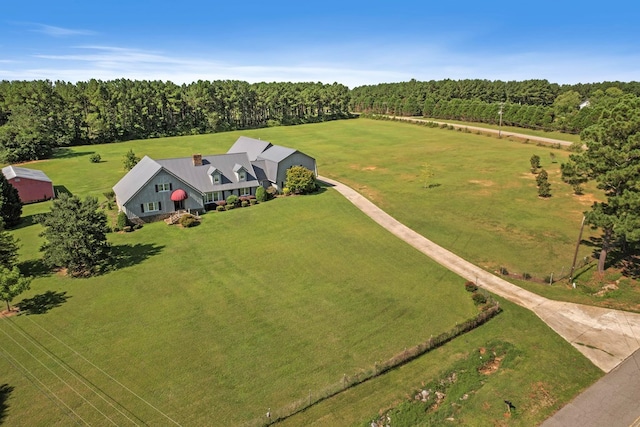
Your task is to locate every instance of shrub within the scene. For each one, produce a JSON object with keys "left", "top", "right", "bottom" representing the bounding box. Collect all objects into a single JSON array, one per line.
[
  {"left": 216, "top": 205, "right": 225, "bottom": 212},
  {"left": 464, "top": 281, "right": 478, "bottom": 292},
  {"left": 116, "top": 211, "right": 129, "bottom": 230},
  {"left": 123, "top": 226, "right": 132, "bottom": 232},
  {"left": 249, "top": 199, "right": 258, "bottom": 205},
  {"left": 569, "top": 141, "right": 584, "bottom": 152},
  {"left": 285, "top": 165, "right": 316, "bottom": 194},
  {"left": 282, "top": 187, "right": 291, "bottom": 196},
  {"left": 256, "top": 186, "right": 268, "bottom": 202},
  {"left": 536, "top": 169, "right": 548, "bottom": 186},
  {"left": 522, "top": 272, "right": 532, "bottom": 280},
  {"left": 179, "top": 214, "right": 198, "bottom": 227},
  {"left": 266, "top": 186, "right": 277, "bottom": 198},
  {"left": 225, "top": 204, "right": 235, "bottom": 210},
  {"left": 226, "top": 195, "right": 238, "bottom": 206},
  {"left": 133, "top": 224, "right": 143, "bottom": 230},
  {"left": 89, "top": 153, "right": 101, "bottom": 163},
  {"left": 499, "top": 266, "right": 509, "bottom": 275},
  {"left": 472, "top": 292, "right": 487, "bottom": 305},
  {"left": 216, "top": 200, "right": 226, "bottom": 207},
  {"left": 530, "top": 154, "right": 541, "bottom": 173},
  {"left": 103, "top": 190, "right": 115, "bottom": 200},
  {"left": 241, "top": 200, "right": 249, "bottom": 208}
]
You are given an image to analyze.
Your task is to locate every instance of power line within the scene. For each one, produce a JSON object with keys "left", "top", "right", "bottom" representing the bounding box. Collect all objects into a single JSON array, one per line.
[
  {"left": 0, "top": 342, "right": 87, "bottom": 426},
  {"left": 3, "top": 317, "right": 141, "bottom": 426},
  {"left": 0, "top": 320, "right": 119, "bottom": 426},
  {"left": 22, "top": 314, "right": 183, "bottom": 426}
]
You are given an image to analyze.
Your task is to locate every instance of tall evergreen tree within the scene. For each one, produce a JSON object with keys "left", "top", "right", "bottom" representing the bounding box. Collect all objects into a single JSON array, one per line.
[
  {"left": 0, "top": 172, "right": 22, "bottom": 227},
  {"left": 0, "top": 220, "right": 19, "bottom": 269},
  {"left": 571, "top": 95, "right": 640, "bottom": 272},
  {"left": 38, "top": 193, "right": 111, "bottom": 277}
]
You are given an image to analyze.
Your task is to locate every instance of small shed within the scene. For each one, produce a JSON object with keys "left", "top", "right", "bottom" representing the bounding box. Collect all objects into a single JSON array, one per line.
[{"left": 1, "top": 165, "right": 54, "bottom": 204}]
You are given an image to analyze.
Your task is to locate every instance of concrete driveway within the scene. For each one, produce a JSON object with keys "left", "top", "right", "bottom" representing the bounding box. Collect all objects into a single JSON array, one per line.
[{"left": 319, "top": 175, "right": 640, "bottom": 373}]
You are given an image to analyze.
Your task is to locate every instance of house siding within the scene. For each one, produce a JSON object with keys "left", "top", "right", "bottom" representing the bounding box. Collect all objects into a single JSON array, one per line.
[
  {"left": 9, "top": 178, "right": 54, "bottom": 204},
  {"left": 122, "top": 170, "right": 203, "bottom": 218},
  {"left": 275, "top": 152, "right": 317, "bottom": 190}
]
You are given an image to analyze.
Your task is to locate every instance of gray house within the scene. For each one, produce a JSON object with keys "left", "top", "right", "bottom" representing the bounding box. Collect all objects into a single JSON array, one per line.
[{"left": 113, "top": 136, "right": 317, "bottom": 221}]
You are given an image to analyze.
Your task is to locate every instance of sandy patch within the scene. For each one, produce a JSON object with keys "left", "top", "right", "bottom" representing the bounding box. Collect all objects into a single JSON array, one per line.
[{"left": 468, "top": 180, "right": 495, "bottom": 187}]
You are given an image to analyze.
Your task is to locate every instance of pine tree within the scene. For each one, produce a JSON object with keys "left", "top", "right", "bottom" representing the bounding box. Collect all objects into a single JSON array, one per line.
[
  {"left": 38, "top": 193, "right": 111, "bottom": 277},
  {"left": 0, "top": 172, "right": 22, "bottom": 227},
  {"left": 571, "top": 95, "right": 640, "bottom": 272}
]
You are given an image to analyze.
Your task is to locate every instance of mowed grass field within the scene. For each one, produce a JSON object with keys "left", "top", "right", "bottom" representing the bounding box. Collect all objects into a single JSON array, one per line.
[{"left": 1, "top": 119, "right": 607, "bottom": 425}]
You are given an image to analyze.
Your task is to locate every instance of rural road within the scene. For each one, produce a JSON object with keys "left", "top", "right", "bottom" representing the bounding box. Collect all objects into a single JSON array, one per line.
[
  {"left": 318, "top": 175, "right": 640, "bottom": 372},
  {"left": 319, "top": 175, "right": 640, "bottom": 425},
  {"left": 386, "top": 116, "right": 576, "bottom": 148}
]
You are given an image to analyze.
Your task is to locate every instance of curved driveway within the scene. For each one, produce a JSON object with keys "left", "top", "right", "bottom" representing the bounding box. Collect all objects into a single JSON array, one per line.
[{"left": 319, "top": 175, "right": 640, "bottom": 373}]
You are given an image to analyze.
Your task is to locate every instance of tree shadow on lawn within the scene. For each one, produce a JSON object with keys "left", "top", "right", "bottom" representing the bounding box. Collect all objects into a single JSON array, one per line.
[
  {"left": 16, "top": 291, "right": 70, "bottom": 315},
  {"left": 52, "top": 148, "right": 94, "bottom": 159},
  {"left": 18, "top": 259, "right": 52, "bottom": 278},
  {"left": 9, "top": 213, "right": 40, "bottom": 231},
  {"left": 111, "top": 243, "right": 165, "bottom": 270},
  {"left": 0, "top": 384, "right": 14, "bottom": 424}
]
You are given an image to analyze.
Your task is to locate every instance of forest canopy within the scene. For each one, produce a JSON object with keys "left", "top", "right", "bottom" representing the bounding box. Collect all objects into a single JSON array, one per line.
[{"left": 0, "top": 78, "right": 638, "bottom": 163}]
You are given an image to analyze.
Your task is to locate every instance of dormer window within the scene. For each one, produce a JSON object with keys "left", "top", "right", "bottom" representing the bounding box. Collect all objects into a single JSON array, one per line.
[
  {"left": 213, "top": 173, "right": 221, "bottom": 184},
  {"left": 208, "top": 166, "right": 221, "bottom": 185},
  {"left": 233, "top": 163, "right": 247, "bottom": 182}
]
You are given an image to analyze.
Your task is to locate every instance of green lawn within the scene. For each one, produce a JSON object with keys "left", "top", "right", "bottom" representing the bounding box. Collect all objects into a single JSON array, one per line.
[
  {"left": 3, "top": 189, "right": 480, "bottom": 426},
  {"left": 0, "top": 119, "right": 613, "bottom": 425}
]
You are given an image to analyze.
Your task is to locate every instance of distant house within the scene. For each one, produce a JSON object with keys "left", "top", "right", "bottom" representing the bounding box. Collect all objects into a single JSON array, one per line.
[
  {"left": 1, "top": 165, "right": 54, "bottom": 204},
  {"left": 113, "top": 136, "right": 317, "bottom": 221},
  {"left": 579, "top": 100, "right": 591, "bottom": 109}
]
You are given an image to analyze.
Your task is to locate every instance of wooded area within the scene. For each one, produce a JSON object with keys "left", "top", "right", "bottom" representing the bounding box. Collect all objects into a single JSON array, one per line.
[
  {"left": 1, "top": 77, "right": 639, "bottom": 164},
  {"left": 0, "top": 80, "right": 350, "bottom": 162},
  {"left": 350, "top": 79, "right": 640, "bottom": 134}
]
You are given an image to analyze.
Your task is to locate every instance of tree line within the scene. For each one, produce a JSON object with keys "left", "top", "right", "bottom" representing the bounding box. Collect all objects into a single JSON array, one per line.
[
  {"left": 350, "top": 79, "right": 640, "bottom": 133},
  {"left": 0, "top": 79, "right": 351, "bottom": 162}
]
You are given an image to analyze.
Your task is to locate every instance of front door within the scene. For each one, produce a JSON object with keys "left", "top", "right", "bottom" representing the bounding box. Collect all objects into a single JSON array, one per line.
[{"left": 174, "top": 200, "right": 184, "bottom": 211}]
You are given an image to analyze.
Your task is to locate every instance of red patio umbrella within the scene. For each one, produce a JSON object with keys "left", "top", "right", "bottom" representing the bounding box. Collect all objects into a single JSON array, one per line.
[{"left": 170, "top": 189, "right": 188, "bottom": 201}]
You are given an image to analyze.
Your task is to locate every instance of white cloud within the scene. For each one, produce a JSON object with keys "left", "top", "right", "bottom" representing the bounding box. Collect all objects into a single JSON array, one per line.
[{"left": 33, "top": 24, "right": 96, "bottom": 37}]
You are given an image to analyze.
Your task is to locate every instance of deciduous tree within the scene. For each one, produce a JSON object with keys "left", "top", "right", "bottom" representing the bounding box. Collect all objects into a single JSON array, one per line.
[
  {"left": 123, "top": 149, "right": 140, "bottom": 171},
  {"left": 0, "top": 266, "right": 31, "bottom": 312},
  {"left": 0, "top": 220, "right": 19, "bottom": 269},
  {"left": 38, "top": 193, "right": 111, "bottom": 277}
]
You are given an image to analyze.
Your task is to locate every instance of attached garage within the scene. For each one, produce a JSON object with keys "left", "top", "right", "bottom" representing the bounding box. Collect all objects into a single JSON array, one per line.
[{"left": 1, "top": 165, "right": 54, "bottom": 204}]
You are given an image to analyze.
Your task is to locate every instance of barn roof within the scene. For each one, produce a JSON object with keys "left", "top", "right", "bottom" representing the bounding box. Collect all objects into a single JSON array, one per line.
[{"left": 1, "top": 166, "right": 52, "bottom": 183}]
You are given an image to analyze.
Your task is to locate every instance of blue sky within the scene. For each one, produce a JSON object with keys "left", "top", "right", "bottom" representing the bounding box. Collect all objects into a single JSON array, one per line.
[{"left": 1, "top": 0, "right": 639, "bottom": 87}]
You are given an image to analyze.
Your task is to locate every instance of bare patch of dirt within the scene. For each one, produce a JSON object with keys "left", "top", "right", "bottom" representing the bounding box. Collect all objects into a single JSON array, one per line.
[
  {"left": 0, "top": 309, "right": 20, "bottom": 318},
  {"left": 525, "top": 381, "right": 556, "bottom": 416},
  {"left": 574, "top": 193, "right": 600, "bottom": 205},
  {"left": 479, "top": 356, "right": 503, "bottom": 375},
  {"left": 468, "top": 180, "right": 495, "bottom": 187},
  {"left": 594, "top": 282, "right": 619, "bottom": 297}
]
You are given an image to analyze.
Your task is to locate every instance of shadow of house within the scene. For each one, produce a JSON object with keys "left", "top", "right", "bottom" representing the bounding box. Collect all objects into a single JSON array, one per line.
[
  {"left": 53, "top": 185, "right": 72, "bottom": 198},
  {"left": 0, "top": 384, "right": 14, "bottom": 424},
  {"left": 16, "top": 291, "right": 69, "bottom": 315},
  {"left": 111, "top": 243, "right": 165, "bottom": 270}
]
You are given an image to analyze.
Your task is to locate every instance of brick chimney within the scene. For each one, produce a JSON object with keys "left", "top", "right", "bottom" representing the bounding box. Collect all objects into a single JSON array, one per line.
[{"left": 192, "top": 154, "right": 202, "bottom": 166}]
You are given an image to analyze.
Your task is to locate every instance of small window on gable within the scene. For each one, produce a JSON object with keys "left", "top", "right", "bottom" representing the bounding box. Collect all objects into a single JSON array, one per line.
[
  {"left": 213, "top": 173, "right": 221, "bottom": 184},
  {"left": 156, "top": 182, "right": 171, "bottom": 192},
  {"left": 238, "top": 170, "right": 246, "bottom": 182}
]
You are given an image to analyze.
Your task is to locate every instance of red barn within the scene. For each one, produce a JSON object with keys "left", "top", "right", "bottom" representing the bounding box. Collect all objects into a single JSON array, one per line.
[{"left": 2, "top": 165, "right": 54, "bottom": 204}]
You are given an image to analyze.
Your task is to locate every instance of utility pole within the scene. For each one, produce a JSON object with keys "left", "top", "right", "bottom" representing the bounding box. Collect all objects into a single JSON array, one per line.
[
  {"left": 498, "top": 102, "right": 504, "bottom": 138},
  {"left": 569, "top": 216, "right": 586, "bottom": 282}
]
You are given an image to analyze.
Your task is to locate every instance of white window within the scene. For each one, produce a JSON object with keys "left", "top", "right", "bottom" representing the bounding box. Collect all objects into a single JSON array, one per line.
[
  {"left": 142, "top": 201, "right": 161, "bottom": 213},
  {"left": 240, "top": 187, "right": 250, "bottom": 196},
  {"left": 157, "top": 183, "right": 171, "bottom": 192},
  {"left": 204, "top": 191, "right": 223, "bottom": 203},
  {"left": 212, "top": 173, "right": 221, "bottom": 184},
  {"left": 238, "top": 170, "right": 246, "bottom": 181}
]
